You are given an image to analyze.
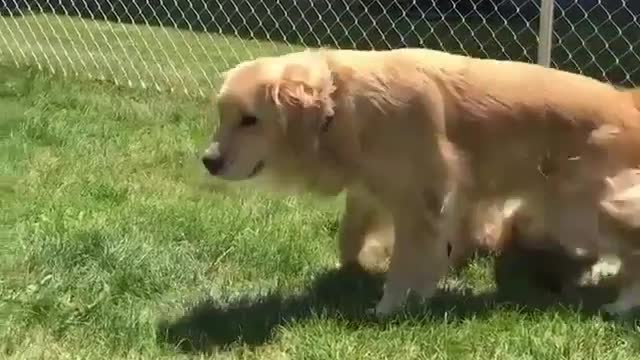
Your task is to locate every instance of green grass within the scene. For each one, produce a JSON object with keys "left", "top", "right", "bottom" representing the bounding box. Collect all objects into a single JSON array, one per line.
[
  {"left": 1, "top": 8, "right": 640, "bottom": 359},
  {"left": 2, "top": 62, "right": 640, "bottom": 359}
]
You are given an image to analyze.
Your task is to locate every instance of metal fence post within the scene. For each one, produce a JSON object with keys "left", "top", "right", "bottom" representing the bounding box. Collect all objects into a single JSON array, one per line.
[{"left": 537, "top": 0, "right": 556, "bottom": 67}]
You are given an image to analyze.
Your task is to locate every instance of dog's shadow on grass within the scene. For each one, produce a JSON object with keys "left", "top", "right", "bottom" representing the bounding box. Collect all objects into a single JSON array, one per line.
[{"left": 158, "top": 255, "right": 625, "bottom": 353}]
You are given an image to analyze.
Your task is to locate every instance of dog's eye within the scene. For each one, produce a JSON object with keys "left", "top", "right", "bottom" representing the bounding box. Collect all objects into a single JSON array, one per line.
[{"left": 239, "top": 115, "right": 258, "bottom": 127}]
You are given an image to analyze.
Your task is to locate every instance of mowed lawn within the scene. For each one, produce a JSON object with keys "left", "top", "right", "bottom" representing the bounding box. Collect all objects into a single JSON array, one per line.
[
  {"left": 2, "top": 64, "right": 640, "bottom": 360},
  {"left": 2, "top": 14, "right": 640, "bottom": 360}
]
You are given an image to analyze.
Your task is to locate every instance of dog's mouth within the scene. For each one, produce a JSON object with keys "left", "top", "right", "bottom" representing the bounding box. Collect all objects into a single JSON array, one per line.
[{"left": 248, "top": 160, "right": 265, "bottom": 178}]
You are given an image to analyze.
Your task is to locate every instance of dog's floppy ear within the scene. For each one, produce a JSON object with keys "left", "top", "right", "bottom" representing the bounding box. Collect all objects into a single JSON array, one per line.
[{"left": 267, "top": 62, "right": 336, "bottom": 135}]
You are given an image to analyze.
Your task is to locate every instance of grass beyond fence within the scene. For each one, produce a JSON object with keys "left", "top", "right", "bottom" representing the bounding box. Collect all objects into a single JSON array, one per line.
[{"left": 1, "top": 11, "right": 638, "bottom": 97}]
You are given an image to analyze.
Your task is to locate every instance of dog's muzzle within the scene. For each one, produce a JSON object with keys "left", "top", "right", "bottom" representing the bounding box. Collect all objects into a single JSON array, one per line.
[{"left": 202, "top": 142, "right": 225, "bottom": 175}]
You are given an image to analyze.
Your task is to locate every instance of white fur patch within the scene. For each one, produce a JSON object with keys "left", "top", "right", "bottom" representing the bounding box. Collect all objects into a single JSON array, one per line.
[{"left": 601, "top": 168, "right": 640, "bottom": 228}]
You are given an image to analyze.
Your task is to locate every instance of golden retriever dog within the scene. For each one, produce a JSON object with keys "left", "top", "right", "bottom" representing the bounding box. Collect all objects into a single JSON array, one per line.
[
  {"left": 358, "top": 195, "right": 622, "bottom": 296},
  {"left": 201, "top": 48, "right": 640, "bottom": 317},
  {"left": 479, "top": 198, "right": 622, "bottom": 295},
  {"left": 347, "top": 197, "right": 521, "bottom": 272}
]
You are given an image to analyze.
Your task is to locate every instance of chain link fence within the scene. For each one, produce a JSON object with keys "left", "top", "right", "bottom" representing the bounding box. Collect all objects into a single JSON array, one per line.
[{"left": 0, "top": 1, "right": 638, "bottom": 96}]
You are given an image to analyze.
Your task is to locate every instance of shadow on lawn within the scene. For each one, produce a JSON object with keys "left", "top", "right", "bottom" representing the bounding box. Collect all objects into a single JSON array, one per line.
[{"left": 158, "top": 252, "right": 627, "bottom": 353}]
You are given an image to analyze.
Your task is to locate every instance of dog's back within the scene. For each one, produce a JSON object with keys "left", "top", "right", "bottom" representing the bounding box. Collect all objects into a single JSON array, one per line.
[
  {"left": 629, "top": 88, "right": 640, "bottom": 111},
  {"left": 318, "top": 48, "right": 640, "bottom": 195}
]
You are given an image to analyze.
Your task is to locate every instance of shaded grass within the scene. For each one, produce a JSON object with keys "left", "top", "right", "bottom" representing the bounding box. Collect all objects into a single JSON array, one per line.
[
  {"left": 0, "top": 64, "right": 337, "bottom": 358},
  {"left": 1, "top": 64, "right": 640, "bottom": 359}
]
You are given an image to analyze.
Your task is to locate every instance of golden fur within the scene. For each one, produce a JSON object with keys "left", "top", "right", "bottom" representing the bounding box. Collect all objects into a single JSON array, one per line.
[{"left": 202, "top": 48, "right": 640, "bottom": 316}]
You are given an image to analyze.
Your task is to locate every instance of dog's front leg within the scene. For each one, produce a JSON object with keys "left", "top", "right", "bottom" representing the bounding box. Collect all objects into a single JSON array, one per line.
[
  {"left": 374, "top": 194, "right": 450, "bottom": 316},
  {"left": 338, "top": 192, "right": 393, "bottom": 271},
  {"left": 337, "top": 192, "right": 377, "bottom": 266}
]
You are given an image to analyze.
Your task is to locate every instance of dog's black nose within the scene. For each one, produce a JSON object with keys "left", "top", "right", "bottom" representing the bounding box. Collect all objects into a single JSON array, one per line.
[{"left": 202, "top": 155, "right": 225, "bottom": 175}]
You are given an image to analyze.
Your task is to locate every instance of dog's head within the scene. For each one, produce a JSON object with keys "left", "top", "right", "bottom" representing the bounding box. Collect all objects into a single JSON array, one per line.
[{"left": 202, "top": 51, "right": 349, "bottom": 194}]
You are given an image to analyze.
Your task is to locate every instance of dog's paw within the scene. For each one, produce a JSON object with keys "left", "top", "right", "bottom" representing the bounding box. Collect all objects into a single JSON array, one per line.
[
  {"left": 365, "top": 306, "right": 383, "bottom": 317},
  {"left": 373, "top": 301, "right": 397, "bottom": 318},
  {"left": 372, "top": 293, "right": 406, "bottom": 318},
  {"left": 363, "top": 306, "right": 397, "bottom": 322},
  {"left": 601, "top": 301, "right": 630, "bottom": 317}
]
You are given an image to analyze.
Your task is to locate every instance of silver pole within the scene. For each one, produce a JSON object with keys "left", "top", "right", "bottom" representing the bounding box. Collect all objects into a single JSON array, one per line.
[{"left": 537, "top": 0, "right": 556, "bottom": 67}]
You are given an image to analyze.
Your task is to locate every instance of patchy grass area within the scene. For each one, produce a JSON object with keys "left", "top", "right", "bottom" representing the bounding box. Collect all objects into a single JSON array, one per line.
[{"left": 2, "top": 64, "right": 640, "bottom": 359}]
